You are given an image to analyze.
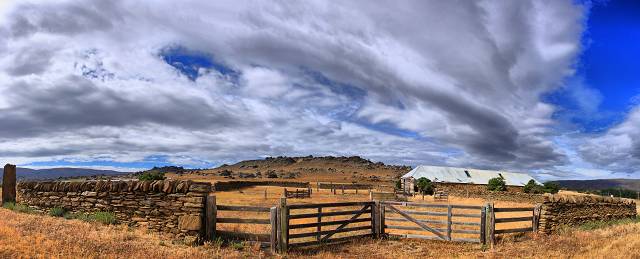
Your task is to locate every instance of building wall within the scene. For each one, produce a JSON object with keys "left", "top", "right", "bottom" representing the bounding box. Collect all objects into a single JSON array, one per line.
[{"left": 17, "top": 180, "right": 211, "bottom": 241}]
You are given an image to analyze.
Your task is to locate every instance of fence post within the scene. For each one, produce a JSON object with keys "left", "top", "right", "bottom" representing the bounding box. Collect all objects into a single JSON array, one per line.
[
  {"left": 278, "top": 197, "right": 288, "bottom": 253},
  {"left": 2, "top": 164, "right": 17, "bottom": 205},
  {"left": 205, "top": 194, "right": 216, "bottom": 241},
  {"left": 446, "top": 205, "right": 452, "bottom": 241},
  {"left": 533, "top": 204, "right": 541, "bottom": 233},
  {"left": 317, "top": 207, "right": 322, "bottom": 241},
  {"left": 380, "top": 202, "right": 386, "bottom": 237},
  {"left": 372, "top": 202, "right": 378, "bottom": 238},
  {"left": 342, "top": 185, "right": 345, "bottom": 195},
  {"left": 480, "top": 204, "right": 487, "bottom": 245},
  {"left": 270, "top": 207, "right": 278, "bottom": 253},
  {"left": 488, "top": 202, "right": 495, "bottom": 249},
  {"left": 264, "top": 188, "right": 267, "bottom": 199}
]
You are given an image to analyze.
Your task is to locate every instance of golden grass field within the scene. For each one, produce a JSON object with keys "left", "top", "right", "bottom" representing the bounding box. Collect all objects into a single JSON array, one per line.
[
  {"left": 3, "top": 183, "right": 640, "bottom": 258},
  {"left": 3, "top": 202, "right": 640, "bottom": 259}
]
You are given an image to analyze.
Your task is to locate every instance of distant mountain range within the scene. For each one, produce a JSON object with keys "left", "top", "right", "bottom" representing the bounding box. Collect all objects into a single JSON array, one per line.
[
  {"left": 553, "top": 179, "right": 640, "bottom": 192},
  {"left": 0, "top": 167, "right": 129, "bottom": 181}
]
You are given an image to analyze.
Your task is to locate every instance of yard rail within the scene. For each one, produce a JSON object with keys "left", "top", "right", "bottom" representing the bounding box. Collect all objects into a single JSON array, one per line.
[{"left": 204, "top": 195, "right": 542, "bottom": 253}]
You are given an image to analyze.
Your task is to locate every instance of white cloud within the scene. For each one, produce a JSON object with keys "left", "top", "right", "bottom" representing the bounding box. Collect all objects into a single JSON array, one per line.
[{"left": 0, "top": 0, "right": 595, "bottom": 177}]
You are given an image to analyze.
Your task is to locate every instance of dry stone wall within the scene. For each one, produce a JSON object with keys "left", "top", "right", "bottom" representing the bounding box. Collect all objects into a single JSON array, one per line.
[
  {"left": 17, "top": 180, "right": 211, "bottom": 240},
  {"left": 213, "top": 180, "right": 309, "bottom": 191},
  {"left": 433, "top": 183, "right": 544, "bottom": 203},
  {"left": 539, "top": 194, "right": 637, "bottom": 234}
]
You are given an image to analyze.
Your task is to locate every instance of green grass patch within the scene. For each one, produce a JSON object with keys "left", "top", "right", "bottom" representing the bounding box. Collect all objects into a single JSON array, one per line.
[
  {"left": 579, "top": 217, "right": 640, "bottom": 231},
  {"left": 48, "top": 207, "right": 66, "bottom": 217},
  {"left": 65, "top": 211, "right": 118, "bottom": 225},
  {"left": 2, "top": 202, "right": 35, "bottom": 213}
]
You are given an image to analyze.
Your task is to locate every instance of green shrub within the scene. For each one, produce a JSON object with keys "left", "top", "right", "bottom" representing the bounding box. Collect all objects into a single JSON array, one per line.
[
  {"left": 395, "top": 179, "right": 402, "bottom": 190},
  {"left": 2, "top": 202, "right": 15, "bottom": 210},
  {"left": 415, "top": 177, "right": 434, "bottom": 195},
  {"left": 93, "top": 212, "right": 117, "bottom": 225},
  {"left": 487, "top": 177, "right": 506, "bottom": 191},
  {"left": 49, "top": 207, "right": 66, "bottom": 217},
  {"left": 138, "top": 171, "right": 166, "bottom": 181},
  {"left": 543, "top": 182, "right": 560, "bottom": 194}
]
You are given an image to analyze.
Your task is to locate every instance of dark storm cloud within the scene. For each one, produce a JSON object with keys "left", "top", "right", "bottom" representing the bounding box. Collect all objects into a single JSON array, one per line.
[{"left": 0, "top": 76, "right": 241, "bottom": 138}]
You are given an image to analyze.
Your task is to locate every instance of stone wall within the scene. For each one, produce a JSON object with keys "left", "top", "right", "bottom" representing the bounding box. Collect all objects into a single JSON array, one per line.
[
  {"left": 539, "top": 194, "right": 637, "bottom": 234},
  {"left": 433, "top": 183, "right": 545, "bottom": 203},
  {"left": 17, "top": 180, "right": 211, "bottom": 241}
]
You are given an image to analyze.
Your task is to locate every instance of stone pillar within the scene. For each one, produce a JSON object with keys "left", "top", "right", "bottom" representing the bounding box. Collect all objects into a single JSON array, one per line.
[{"left": 2, "top": 164, "right": 17, "bottom": 204}]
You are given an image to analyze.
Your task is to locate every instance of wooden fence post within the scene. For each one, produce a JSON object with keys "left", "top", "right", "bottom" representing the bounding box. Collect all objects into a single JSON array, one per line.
[
  {"left": 278, "top": 197, "right": 288, "bottom": 253},
  {"left": 2, "top": 164, "right": 17, "bottom": 205},
  {"left": 264, "top": 188, "right": 267, "bottom": 199},
  {"left": 446, "top": 205, "right": 452, "bottom": 241},
  {"left": 205, "top": 194, "right": 216, "bottom": 241},
  {"left": 480, "top": 204, "right": 487, "bottom": 245},
  {"left": 270, "top": 207, "right": 278, "bottom": 253},
  {"left": 342, "top": 185, "right": 345, "bottom": 195},
  {"left": 317, "top": 207, "right": 322, "bottom": 241},
  {"left": 379, "top": 202, "right": 386, "bottom": 237},
  {"left": 533, "top": 204, "right": 541, "bottom": 233},
  {"left": 372, "top": 201, "right": 378, "bottom": 238},
  {"left": 488, "top": 203, "right": 495, "bottom": 249}
]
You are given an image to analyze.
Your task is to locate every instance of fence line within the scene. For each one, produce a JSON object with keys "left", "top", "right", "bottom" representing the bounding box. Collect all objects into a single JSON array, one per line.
[{"left": 204, "top": 196, "right": 541, "bottom": 253}]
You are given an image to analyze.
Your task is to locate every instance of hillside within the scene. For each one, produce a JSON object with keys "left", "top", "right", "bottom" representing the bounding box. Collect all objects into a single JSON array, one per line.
[
  {"left": 0, "top": 167, "right": 128, "bottom": 181},
  {"left": 182, "top": 155, "right": 411, "bottom": 184},
  {"left": 553, "top": 179, "right": 640, "bottom": 192}
]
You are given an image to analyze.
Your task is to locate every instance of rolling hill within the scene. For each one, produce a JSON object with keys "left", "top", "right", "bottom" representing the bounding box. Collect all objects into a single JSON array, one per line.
[
  {"left": 0, "top": 167, "right": 129, "bottom": 181},
  {"left": 553, "top": 179, "right": 640, "bottom": 192}
]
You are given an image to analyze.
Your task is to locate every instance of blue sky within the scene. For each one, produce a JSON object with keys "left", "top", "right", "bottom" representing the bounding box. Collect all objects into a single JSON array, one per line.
[{"left": 1, "top": 0, "right": 639, "bottom": 180}]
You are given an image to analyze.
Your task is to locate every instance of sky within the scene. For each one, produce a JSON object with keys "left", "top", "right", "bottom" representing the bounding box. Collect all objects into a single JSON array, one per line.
[{"left": 0, "top": 0, "right": 638, "bottom": 180}]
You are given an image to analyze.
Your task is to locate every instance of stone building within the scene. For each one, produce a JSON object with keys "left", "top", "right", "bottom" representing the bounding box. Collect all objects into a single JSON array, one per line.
[{"left": 400, "top": 165, "right": 539, "bottom": 194}]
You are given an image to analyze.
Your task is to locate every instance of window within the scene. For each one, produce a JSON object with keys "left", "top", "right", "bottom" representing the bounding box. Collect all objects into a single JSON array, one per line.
[{"left": 464, "top": 170, "right": 471, "bottom": 178}]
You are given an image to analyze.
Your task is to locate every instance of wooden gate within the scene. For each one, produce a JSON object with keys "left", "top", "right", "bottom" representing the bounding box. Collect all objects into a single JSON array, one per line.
[
  {"left": 280, "top": 201, "right": 376, "bottom": 251},
  {"left": 380, "top": 201, "right": 484, "bottom": 243}
]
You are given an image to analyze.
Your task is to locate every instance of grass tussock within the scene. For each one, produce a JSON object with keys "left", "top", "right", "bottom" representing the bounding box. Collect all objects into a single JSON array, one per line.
[
  {"left": 579, "top": 217, "right": 640, "bottom": 231},
  {"left": 65, "top": 211, "right": 118, "bottom": 225},
  {"left": 48, "top": 207, "right": 66, "bottom": 217},
  {"left": 2, "top": 202, "right": 34, "bottom": 214}
]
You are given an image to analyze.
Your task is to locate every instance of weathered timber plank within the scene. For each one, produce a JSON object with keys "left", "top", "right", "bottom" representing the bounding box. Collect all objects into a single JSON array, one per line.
[
  {"left": 494, "top": 207, "right": 534, "bottom": 212},
  {"left": 217, "top": 205, "right": 271, "bottom": 212},
  {"left": 288, "top": 225, "right": 372, "bottom": 239},
  {"left": 289, "top": 209, "right": 372, "bottom": 219},
  {"left": 217, "top": 217, "right": 271, "bottom": 224},
  {"left": 288, "top": 202, "right": 374, "bottom": 209},
  {"left": 289, "top": 218, "right": 372, "bottom": 229},
  {"left": 494, "top": 216, "right": 533, "bottom": 223}
]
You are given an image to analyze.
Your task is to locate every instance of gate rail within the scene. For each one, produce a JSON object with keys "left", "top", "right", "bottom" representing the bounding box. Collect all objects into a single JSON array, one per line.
[{"left": 204, "top": 195, "right": 541, "bottom": 253}]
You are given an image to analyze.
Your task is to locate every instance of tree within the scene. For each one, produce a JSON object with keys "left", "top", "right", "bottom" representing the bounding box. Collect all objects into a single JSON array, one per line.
[
  {"left": 542, "top": 182, "right": 560, "bottom": 194},
  {"left": 395, "top": 179, "right": 402, "bottom": 190},
  {"left": 487, "top": 177, "right": 506, "bottom": 191},
  {"left": 523, "top": 179, "right": 544, "bottom": 194},
  {"left": 138, "top": 171, "right": 166, "bottom": 181},
  {"left": 415, "top": 177, "right": 434, "bottom": 195}
]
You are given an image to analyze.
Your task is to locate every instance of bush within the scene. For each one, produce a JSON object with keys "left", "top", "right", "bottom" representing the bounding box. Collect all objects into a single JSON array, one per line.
[
  {"left": 523, "top": 180, "right": 544, "bottom": 194},
  {"left": 487, "top": 177, "right": 506, "bottom": 191},
  {"left": 543, "top": 182, "right": 560, "bottom": 194},
  {"left": 395, "top": 179, "right": 402, "bottom": 190},
  {"left": 49, "top": 207, "right": 66, "bottom": 217},
  {"left": 137, "top": 171, "right": 166, "bottom": 181},
  {"left": 415, "top": 177, "right": 434, "bottom": 195}
]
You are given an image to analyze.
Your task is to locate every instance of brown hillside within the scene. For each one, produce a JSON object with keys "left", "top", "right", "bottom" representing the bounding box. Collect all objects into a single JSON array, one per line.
[{"left": 179, "top": 156, "right": 411, "bottom": 185}]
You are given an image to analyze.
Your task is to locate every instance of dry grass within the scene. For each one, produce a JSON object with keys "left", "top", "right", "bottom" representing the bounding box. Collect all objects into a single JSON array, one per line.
[
  {"left": 3, "top": 191, "right": 640, "bottom": 258},
  {"left": 0, "top": 208, "right": 264, "bottom": 259}
]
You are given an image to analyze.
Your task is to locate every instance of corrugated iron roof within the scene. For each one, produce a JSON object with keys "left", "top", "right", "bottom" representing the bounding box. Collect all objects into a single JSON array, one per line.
[{"left": 401, "top": 165, "right": 540, "bottom": 186}]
